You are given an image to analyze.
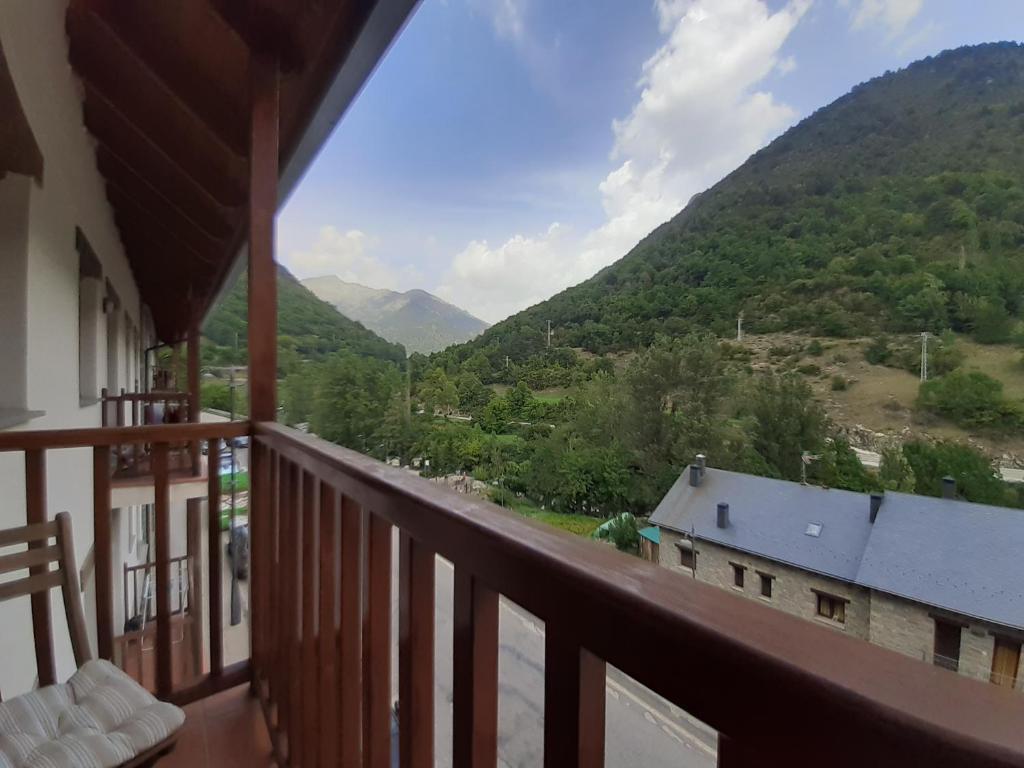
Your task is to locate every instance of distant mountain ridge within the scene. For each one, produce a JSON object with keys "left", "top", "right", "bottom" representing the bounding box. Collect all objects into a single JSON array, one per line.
[
  {"left": 203, "top": 266, "right": 407, "bottom": 366},
  {"left": 302, "top": 275, "right": 489, "bottom": 354}
]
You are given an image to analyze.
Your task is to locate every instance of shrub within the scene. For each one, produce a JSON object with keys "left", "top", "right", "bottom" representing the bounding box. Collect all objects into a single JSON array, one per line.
[
  {"left": 864, "top": 336, "right": 892, "bottom": 365},
  {"left": 797, "top": 363, "right": 821, "bottom": 376},
  {"left": 917, "top": 370, "right": 1020, "bottom": 428},
  {"left": 806, "top": 340, "right": 824, "bottom": 357},
  {"left": 604, "top": 514, "right": 640, "bottom": 553},
  {"left": 831, "top": 375, "right": 849, "bottom": 391},
  {"left": 831, "top": 353, "right": 848, "bottom": 365}
]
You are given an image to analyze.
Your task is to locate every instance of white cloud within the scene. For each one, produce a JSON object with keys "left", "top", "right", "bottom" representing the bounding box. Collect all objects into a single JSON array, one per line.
[
  {"left": 286, "top": 226, "right": 423, "bottom": 292},
  {"left": 845, "top": 0, "right": 924, "bottom": 35},
  {"left": 438, "top": 0, "right": 810, "bottom": 323}
]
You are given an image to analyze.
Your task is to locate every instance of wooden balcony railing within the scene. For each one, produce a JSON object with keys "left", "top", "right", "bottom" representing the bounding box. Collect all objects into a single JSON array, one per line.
[
  {"left": 100, "top": 390, "right": 198, "bottom": 479},
  {"left": 0, "top": 421, "right": 250, "bottom": 703},
  {"left": 2, "top": 420, "right": 1023, "bottom": 766},
  {"left": 250, "top": 421, "right": 1024, "bottom": 768}
]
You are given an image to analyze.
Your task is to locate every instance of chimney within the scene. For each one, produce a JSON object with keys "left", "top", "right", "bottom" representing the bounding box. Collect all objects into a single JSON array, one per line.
[
  {"left": 696, "top": 454, "right": 707, "bottom": 476},
  {"left": 716, "top": 502, "right": 730, "bottom": 529},
  {"left": 869, "top": 492, "right": 884, "bottom": 523},
  {"left": 942, "top": 476, "right": 956, "bottom": 499},
  {"left": 689, "top": 464, "right": 702, "bottom": 487}
]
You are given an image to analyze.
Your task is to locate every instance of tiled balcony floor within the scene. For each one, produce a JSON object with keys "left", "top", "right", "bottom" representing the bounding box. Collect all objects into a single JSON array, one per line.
[{"left": 162, "top": 684, "right": 275, "bottom": 768}]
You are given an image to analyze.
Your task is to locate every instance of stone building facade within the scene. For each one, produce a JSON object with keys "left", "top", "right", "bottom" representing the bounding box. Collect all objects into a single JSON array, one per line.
[{"left": 657, "top": 527, "right": 1024, "bottom": 692}]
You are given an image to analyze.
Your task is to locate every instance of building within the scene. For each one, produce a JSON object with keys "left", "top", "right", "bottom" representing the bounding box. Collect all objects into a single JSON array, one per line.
[
  {"left": 651, "top": 461, "right": 1024, "bottom": 692},
  {"left": 0, "top": 2, "right": 1022, "bottom": 766}
]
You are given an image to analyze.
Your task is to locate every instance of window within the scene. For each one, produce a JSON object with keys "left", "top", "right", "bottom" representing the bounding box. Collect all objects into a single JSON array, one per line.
[
  {"left": 759, "top": 573, "right": 773, "bottom": 599},
  {"left": 815, "top": 592, "right": 847, "bottom": 624},
  {"left": 77, "top": 228, "right": 103, "bottom": 403},
  {"left": 676, "top": 540, "right": 695, "bottom": 570},
  {"left": 933, "top": 619, "right": 962, "bottom": 672},
  {"left": 730, "top": 563, "right": 745, "bottom": 589},
  {"left": 0, "top": 174, "right": 30, "bottom": 419}
]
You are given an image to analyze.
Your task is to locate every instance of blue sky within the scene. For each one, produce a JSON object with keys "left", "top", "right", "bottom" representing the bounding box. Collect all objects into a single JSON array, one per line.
[{"left": 279, "top": 0, "right": 1023, "bottom": 323}]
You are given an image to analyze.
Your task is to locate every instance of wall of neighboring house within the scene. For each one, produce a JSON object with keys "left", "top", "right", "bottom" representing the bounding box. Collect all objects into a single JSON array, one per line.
[
  {"left": 657, "top": 526, "right": 1024, "bottom": 693},
  {"left": 656, "top": 528, "right": 872, "bottom": 640},
  {"left": 869, "top": 591, "right": 1024, "bottom": 692},
  {"left": 0, "top": 0, "right": 152, "bottom": 697}
]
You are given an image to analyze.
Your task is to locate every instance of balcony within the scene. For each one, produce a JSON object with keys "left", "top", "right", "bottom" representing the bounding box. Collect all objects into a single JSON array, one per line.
[{"left": 1, "top": 420, "right": 1023, "bottom": 768}]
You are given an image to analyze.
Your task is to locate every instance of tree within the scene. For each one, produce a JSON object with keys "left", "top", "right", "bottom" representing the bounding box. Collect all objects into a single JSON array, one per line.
[
  {"left": 282, "top": 370, "right": 315, "bottom": 425},
  {"left": 903, "top": 440, "right": 1013, "bottom": 506},
  {"left": 917, "top": 370, "right": 1018, "bottom": 428},
  {"left": 878, "top": 444, "right": 916, "bottom": 492},
  {"left": 419, "top": 368, "right": 459, "bottom": 416},
  {"left": 746, "top": 374, "right": 828, "bottom": 482},
  {"left": 310, "top": 354, "right": 401, "bottom": 455}
]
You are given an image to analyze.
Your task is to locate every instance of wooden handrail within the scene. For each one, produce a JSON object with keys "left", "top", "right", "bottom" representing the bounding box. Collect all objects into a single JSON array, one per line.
[
  {"left": 0, "top": 421, "right": 250, "bottom": 451},
  {"left": 252, "top": 421, "right": 1024, "bottom": 768}
]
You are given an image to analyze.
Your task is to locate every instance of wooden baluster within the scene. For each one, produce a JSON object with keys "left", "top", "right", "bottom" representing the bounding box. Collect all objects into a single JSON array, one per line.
[
  {"left": 398, "top": 531, "right": 435, "bottom": 768},
  {"left": 154, "top": 442, "right": 172, "bottom": 698},
  {"left": 186, "top": 498, "right": 203, "bottom": 682},
  {"left": 93, "top": 445, "right": 113, "bottom": 660},
  {"left": 249, "top": 440, "right": 264, "bottom": 680},
  {"left": 301, "top": 471, "right": 318, "bottom": 768},
  {"left": 207, "top": 438, "right": 223, "bottom": 676},
  {"left": 543, "top": 628, "right": 606, "bottom": 768},
  {"left": 363, "top": 512, "right": 392, "bottom": 768},
  {"left": 318, "top": 482, "right": 339, "bottom": 768},
  {"left": 287, "top": 461, "right": 303, "bottom": 765},
  {"left": 25, "top": 449, "right": 55, "bottom": 686},
  {"left": 339, "top": 495, "right": 363, "bottom": 768},
  {"left": 452, "top": 569, "right": 499, "bottom": 768},
  {"left": 274, "top": 455, "right": 290, "bottom": 735},
  {"left": 266, "top": 449, "right": 281, "bottom": 700}
]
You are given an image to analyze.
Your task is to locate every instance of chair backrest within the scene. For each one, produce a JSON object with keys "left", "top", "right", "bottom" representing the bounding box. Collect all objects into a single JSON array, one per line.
[{"left": 0, "top": 511, "right": 92, "bottom": 692}]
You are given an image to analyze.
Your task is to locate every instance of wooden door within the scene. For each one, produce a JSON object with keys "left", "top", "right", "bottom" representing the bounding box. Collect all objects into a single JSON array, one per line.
[{"left": 990, "top": 637, "right": 1021, "bottom": 688}]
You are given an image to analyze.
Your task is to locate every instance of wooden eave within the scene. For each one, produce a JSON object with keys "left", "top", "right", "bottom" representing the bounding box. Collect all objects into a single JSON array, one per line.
[{"left": 66, "top": 0, "right": 419, "bottom": 343}]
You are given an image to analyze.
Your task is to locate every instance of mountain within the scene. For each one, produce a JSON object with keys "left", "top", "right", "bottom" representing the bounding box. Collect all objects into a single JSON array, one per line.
[
  {"left": 435, "top": 43, "right": 1024, "bottom": 366},
  {"left": 302, "top": 275, "right": 489, "bottom": 354},
  {"left": 203, "top": 266, "right": 406, "bottom": 366}
]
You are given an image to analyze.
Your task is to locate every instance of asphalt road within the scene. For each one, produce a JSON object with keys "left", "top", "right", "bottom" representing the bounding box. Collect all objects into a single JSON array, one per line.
[{"left": 391, "top": 550, "right": 718, "bottom": 767}]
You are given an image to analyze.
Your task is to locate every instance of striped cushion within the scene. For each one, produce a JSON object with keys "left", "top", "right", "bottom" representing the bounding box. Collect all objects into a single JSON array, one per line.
[{"left": 0, "top": 660, "right": 184, "bottom": 768}]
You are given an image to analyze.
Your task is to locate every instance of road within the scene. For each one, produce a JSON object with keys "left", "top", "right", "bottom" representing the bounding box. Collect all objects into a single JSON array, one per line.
[{"left": 392, "top": 551, "right": 718, "bottom": 767}]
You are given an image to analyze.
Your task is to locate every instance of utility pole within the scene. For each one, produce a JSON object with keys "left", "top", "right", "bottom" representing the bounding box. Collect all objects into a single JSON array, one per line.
[
  {"left": 737, "top": 311, "right": 744, "bottom": 342},
  {"left": 920, "top": 332, "right": 930, "bottom": 382},
  {"left": 546, "top": 320, "right": 552, "bottom": 349},
  {"left": 505, "top": 355, "right": 510, "bottom": 370}
]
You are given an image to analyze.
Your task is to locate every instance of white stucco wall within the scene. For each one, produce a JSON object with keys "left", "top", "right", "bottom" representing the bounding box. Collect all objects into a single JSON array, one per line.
[{"left": 0, "top": 0, "right": 152, "bottom": 696}]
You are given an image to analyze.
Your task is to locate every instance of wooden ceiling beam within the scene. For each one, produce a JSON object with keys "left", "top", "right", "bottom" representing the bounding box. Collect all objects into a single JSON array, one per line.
[
  {"left": 104, "top": 174, "right": 229, "bottom": 258},
  {"left": 95, "top": 147, "right": 234, "bottom": 241},
  {"left": 82, "top": 85, "right": 246, "bottom": 208},
  {"left": 68, "top": 8, "right": 249, "bottom": 158},
  {"left": 211, "top": 0, "right": 308, "bottom": 72},
  {"left": 113, "top": 206, "right": 220, "bottom": 270}
]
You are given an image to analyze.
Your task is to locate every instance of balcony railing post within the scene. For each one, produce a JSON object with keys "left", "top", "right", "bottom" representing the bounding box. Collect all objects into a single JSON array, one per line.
[
  {"left": 300, "top": 470, "right": 319, "bottom": 767},
  {"left": 338, "top": 495, "right": 363, "bottom": 768},
  {"left": 207, "top": 437, "right": 223, "bottom": 676},
  {"left": 154, "top": 441, "right": 172, "bottom": 698},
  {"left": 452, "top": 568, "right": 498, "bottom": 768},
  {"left": 317, "top": 481, "right": 339, "bottom": 768},
  {"left": 25, "top": 448, "right": 55, "bottom": 687},
  {"left": 543, "top": 627, "right": 606, "bottom": 768},
  {"left": 93, "top": 444, "right": 113, "bottom": 660},
  {"left": 363, "top": 511, "right": 393, "bottom": 768},
  {"left": 398, "top": 531, "right": 435, "bottom": 768}
]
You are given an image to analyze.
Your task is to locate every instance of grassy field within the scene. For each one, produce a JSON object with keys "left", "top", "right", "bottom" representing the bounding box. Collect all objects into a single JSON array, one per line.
[
  {"left": 745, "top": 332, "right": 1024, "bottom": 455},
  {"left": 499, "top": 496, "right": 602, "bottom": 537},
  {"left": 488, "top": 384, "right": 571, "bottom": 403}
]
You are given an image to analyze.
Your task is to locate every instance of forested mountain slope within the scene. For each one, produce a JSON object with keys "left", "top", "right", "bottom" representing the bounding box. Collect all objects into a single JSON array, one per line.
[
  {"left": 437, "top": 42, "right": 1024, "bottom": 366},
  {"left": 203, "top": 265, "right": 406, "bottom": 367}
]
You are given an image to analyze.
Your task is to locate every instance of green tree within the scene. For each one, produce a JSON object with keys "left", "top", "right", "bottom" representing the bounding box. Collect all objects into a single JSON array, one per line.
[
  {"left": 746, "top": 375, "right": 828, "bottom": 482},
  {"left": 903, "top": 440, "right": 1014, "bottom": 506},
  {"left": 419, "top": 368, "right": 459, "bottom": 416},
  {"left": 878, "top": 444, "right": 916, "bottom": 492},
  {"left": 282, "top": 370, "right": 315, "bottom": 425}
]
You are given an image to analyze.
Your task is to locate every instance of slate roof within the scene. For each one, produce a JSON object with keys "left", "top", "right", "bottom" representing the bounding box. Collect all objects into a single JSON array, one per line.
[{"left": 650, "top": 467, "right": 1024, "bottom": 630}]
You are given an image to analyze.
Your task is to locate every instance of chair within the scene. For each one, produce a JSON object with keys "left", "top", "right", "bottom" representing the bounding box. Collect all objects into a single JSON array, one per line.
[{"left": 0, "top": 512, "right": 184, "bottom": 768}]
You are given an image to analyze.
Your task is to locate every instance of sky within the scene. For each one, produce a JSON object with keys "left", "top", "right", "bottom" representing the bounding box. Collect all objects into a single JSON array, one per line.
[{"left": 278, "top": 0, "right": 1024, "bottom": 325}]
